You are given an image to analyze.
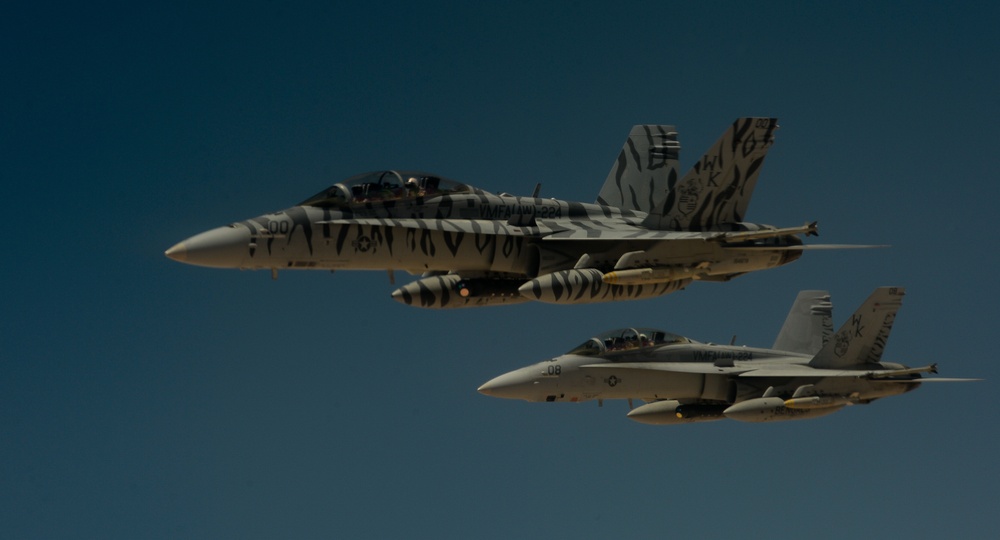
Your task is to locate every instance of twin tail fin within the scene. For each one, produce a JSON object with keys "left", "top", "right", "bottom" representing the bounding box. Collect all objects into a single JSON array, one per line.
[
  {"left": 596, "top": 125, "right": 680, "bottom": 213},
  {"left": 642, "top": 117, "right": 778, "bottom": 231},
  {"left": 809, "top": 287, "right": 905, "bottom": 369},
  {"left": 772, "top": 290, "right": 834, "bottom": 355}
]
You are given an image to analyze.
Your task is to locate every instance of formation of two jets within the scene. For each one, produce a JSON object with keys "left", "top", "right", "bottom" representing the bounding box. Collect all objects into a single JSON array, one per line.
[{"left": 167, "top": 118, "right": 975, "bottom": 424}]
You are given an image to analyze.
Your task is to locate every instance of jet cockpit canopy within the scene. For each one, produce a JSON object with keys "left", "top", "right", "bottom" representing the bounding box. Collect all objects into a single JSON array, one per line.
[
  {"left": 300, "top": 170, "right": 473, "bottom": 208},
  {"left": 565, "top": 328, "right": 690, "bottom": 357}
]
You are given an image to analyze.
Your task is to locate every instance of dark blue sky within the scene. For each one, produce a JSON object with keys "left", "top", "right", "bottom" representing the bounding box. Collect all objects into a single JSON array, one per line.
[{"left": 4, "top": 2, "right": 999, "bottom": 538}]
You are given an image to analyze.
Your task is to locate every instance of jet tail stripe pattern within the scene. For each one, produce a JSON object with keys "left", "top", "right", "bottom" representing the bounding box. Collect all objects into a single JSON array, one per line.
[
  {"left": 809, "top": 287, "right": 905, "bottom": 369},
  {"left": 643, "top": 117, "right": 778, "bottom": 231},
  {"left": 596, "top": 125, "right": 679, "bottom": 213}
]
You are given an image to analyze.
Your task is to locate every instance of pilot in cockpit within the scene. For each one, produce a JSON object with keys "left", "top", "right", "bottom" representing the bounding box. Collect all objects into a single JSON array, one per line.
[{"left": 405, "top": 177, "right": 420, "bottom": 196}]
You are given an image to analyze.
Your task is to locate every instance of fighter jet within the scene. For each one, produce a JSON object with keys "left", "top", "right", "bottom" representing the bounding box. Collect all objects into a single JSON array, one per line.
[
  {"left": 478, "top": 287, "right": 978, "bottom": 424},
  {"left": 166, "top": 118, "right": 856, "bottom": 308}
]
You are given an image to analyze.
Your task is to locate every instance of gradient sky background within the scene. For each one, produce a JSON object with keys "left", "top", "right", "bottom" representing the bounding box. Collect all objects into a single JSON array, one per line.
[{"left": 4, "top": 2, "right": 999, "bottom": 538}]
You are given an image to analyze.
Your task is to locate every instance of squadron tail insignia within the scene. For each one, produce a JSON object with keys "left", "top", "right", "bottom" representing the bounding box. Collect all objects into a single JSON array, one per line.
[{"left": 643, "top": 117, "right": 778, "bottom": 231}]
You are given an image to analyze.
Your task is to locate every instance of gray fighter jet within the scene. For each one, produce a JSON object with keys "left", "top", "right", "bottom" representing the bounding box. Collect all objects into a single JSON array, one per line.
[
  {"left": 166, "top": 118, "right": 857, "bottom": 308},
  {"left": 478, "top": 288, "right": 978, "bottom": 423}
]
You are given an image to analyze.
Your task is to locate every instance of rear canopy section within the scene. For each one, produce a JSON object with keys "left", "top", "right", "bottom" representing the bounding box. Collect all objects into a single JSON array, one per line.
[{"left": 299, "top": 170, "right": 475, "bottom": 208}]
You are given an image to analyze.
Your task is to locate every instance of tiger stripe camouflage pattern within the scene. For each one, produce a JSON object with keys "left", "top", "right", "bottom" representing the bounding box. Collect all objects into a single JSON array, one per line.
[{"left": 167, "top": 118, "right": 850, "bottom": 308}]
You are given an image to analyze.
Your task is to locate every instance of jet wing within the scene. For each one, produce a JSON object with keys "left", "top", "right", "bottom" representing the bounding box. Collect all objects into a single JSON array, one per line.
[
  {"left": 316, "top": 218, "right": 567, "bottom": 236},
  {"left": 581, "top": 362, "right": 868, "bottom": 378},
  {"left": 318, "top": 217, "right": 662, "bottom": 239},
  {"left": 541, "top": 225, "right": 717, "bottom": 241},
  {"left": 580, "top": 362, "right": 751, "bottom": 375},
  {"left": 733, "top": 363, "right": 977, "bottom": 381},
  {"left": 580, "top": 362, "right": 978, "bottom": 382},
  {"left": 891, "top": 378, "right": 982, "bottom": 383},
  {"left": 318, "top": 218, "right": 886, "bottom": 250},
  {"left": 739, "top": 245, "right": 889, "bottom": 250},
  {"left": 734, "top": 366, "right": 872, "bottom": 378},
  {"left": 539, "top": 221, "right": 816, "bottom": 242}
]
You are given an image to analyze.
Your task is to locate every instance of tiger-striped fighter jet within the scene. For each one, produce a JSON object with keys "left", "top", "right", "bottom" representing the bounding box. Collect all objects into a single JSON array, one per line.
[
  {"left": 479, "top": 288, "right": 979, "bottom": 423},
  {"left": 166, "top": 118, "right": 847, "bottom": 308}
]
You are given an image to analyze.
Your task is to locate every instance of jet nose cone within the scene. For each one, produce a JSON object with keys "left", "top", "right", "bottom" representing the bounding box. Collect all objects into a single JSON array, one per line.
[
  {"left": 165, "top": 225, "right": 250, "bottom": 268},
  {"left": 477, "top": 379, "right": 500, "bottom": 396},
  {"left": 164, "top": 242, "right": 187, "bottom": 262},
  {"left": 477, "top": 370, "right": 539, "bottom": 400}
]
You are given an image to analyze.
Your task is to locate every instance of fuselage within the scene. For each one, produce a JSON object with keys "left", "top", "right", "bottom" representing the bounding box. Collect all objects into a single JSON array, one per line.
[
  {"left": 167, "top": 171, "right": 641, "bottom": 273},
  {"left": 201, "top": 192, "right": 638, "bottom": 274},
  {"left": 478, "top": 329, "right": 914, "bottom": 405},
  {"left": 166, "top": 170, "right": 805, "bottom": 307}
]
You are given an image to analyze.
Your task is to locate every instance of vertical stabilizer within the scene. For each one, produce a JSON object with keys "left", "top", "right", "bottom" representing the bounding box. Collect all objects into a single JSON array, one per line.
[
  {"left": 596, "top": 125, "right": 680, "bottom": 213},
  {"left": 643, "top": 117, "right": 778, "bottom": 230},
  {"left": 809, "top": 287, "right": 905, "bottom": 369},
  {"left": 772, "top": 290, "right": 833, "bottom": 355}
]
